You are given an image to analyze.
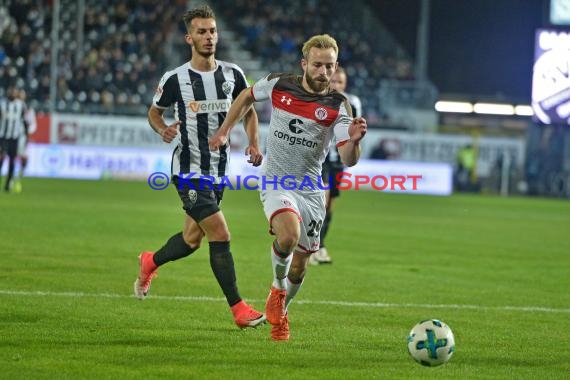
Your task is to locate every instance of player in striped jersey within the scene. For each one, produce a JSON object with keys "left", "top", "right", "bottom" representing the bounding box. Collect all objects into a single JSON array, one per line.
[
  {"left": 12, "top": 89, "right": 37, "bottom": 193},
  {"left": 0, "top": 86, "right": 29, "bottom": 193},
  {"left": 134, "top": 5, "right": 265, "bottom": 329},
  {"left": 210, "top": 34, "right": 367, "bottom": 340},
  {"left": 311, "top": 66, "right": 363, "bottom": 265}
]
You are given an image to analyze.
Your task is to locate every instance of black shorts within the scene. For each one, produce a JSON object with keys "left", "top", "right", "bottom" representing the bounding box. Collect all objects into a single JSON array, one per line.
[
  {"left": 321, "top": 161, "right": 344, "bottom": 198},
  {"left": 0, "top": 138, "right": 18, "bottom": 158},
  {"left": 172, "top": 176, "right": 225, "bottom": 222}
]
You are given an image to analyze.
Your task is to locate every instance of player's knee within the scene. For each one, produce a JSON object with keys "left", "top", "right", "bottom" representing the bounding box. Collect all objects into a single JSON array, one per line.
[
  {"left": 208, "top": 226, "right": 230, "bottom": 242},
  {"left": 183, "top": 231, "right": 203, "bottom": 250},
  {"left": 199, "top": 212, "right": 231, "bottom": 242},
  {"left": 276, "top": 233, "right": 299, "bottom": 253},
  {"left": 184, "top": 239, "right": 201, "bottom": 251}
]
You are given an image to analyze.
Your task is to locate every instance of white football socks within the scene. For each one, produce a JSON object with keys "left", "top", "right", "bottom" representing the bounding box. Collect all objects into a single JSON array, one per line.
[
  {"left": 271, "top": 243, "right": 292, "bottom": 290},
  {"left": 285, "top": 277, "right": 303, "bottom": 311}
]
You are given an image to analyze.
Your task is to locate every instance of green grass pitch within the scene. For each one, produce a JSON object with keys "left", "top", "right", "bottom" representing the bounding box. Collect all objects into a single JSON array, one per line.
[{"left": 1, "top": 178, "right": 569, "bottom": 379}]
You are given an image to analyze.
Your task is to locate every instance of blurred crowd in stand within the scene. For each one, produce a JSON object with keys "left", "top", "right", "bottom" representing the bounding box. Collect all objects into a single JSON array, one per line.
[
  {"left": 1, "top": 0, "right": 414, "bottom": 119},
  {"left": 1, "top": 0, "right": 187, "bottom": 114},
  {"left": 215, "top": 0, "right": 414, "bottom": 124}
]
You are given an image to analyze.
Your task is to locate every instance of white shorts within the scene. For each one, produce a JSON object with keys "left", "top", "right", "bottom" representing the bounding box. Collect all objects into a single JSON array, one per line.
[
  {"left": 260, "top": 189, "right": 326, "bottom": 254},
  {"left": 17, "top": 135, "right": 28, "bottom": 157}
]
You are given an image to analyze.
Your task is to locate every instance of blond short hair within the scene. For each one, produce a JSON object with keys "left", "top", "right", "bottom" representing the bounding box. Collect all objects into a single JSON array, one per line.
[{"left": 301, "top": 34, "right": 339, "bottom": 59}]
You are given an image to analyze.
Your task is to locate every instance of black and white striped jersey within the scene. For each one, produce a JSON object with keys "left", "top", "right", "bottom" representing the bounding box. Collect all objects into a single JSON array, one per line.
[
  {"left": 344, "top": 92, "right": 362, "bottom": 119},
  {"left": 0, "top": 98, "right": 27, "bottom": 140},
  {"left": 152, "top": 60, "right": 249, "bottom": 181}
]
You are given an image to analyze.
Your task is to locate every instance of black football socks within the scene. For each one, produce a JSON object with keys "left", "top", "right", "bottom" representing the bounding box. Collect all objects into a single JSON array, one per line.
[
  {"left": 209, "top": 241, "right": 241, "bottom": 306},
  {"left": 319, "top": 211, "right": 332, "bottom": 247},
  {"left": 153, "top": 232, "right": 196, "bottom": 266}
]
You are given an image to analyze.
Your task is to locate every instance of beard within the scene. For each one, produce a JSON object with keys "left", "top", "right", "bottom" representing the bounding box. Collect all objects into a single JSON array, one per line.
[
  {"left": 191, "top": 37, "right": 216, "bottom": 58},
  {"left": 305, "top": 74, "right": 329, "bottom": 93},
  {"left": 195, "top": 46, "right": 216, "bottom": 58}
]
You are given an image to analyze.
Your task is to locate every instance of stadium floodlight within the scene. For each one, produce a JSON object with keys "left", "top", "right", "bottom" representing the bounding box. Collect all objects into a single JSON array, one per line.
[
  {"left": 473, "top": 103, "right": 515, "bottom": 115},
  {"left": 434, "top": 101, "right": 473, "bottom": 113},
  {"left": 514, "top": 105, "right": 534, "bottom": 116}
]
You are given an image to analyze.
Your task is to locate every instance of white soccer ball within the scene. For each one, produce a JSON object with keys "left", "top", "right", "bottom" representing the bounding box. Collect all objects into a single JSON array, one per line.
[{"left": 407, "top": 319, "right": 455, "bottom": 367}]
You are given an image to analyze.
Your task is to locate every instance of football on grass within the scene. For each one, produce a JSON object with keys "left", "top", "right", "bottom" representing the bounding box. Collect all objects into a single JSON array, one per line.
[{"left": 407, "top": 319, "right": 455, "bottom": 366}]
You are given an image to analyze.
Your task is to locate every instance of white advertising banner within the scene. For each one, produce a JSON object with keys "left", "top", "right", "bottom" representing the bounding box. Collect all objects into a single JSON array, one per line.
[
  {"left": 23, "top": 144, "right": 452, "bottom": 195},
  {"left": 50, "top": 114, "right": 167, "bottom": 148},
  {"left": 355, "top": 131, "right": 526, "bottom": 177},
  {"left": 25, "top": 143, "right": 172, "bottom": 180},
  {"left": 228, "top": 126, "right": 525, "bottom": 177},
  {"left": 340, "top": 160, "right": 452, "bottom": 195},
  {"left": 49, "top": 113, "right": 523, "bottom": 178}
]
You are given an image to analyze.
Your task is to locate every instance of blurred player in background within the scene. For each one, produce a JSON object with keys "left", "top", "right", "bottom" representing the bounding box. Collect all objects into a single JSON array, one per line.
[
  {"left": 12, "top": 89, "right": 36, "bottom": 193},
  {"left": 0, "top": 86, "right": 29, "bottom": 193},
  {"left": 210, "top": 34, "right": 367, "bottom": 340},
  {"left": 134, "top": 5, "right": 266, "bottom": 329},
  {"left": 310, "top": 66, "right": 362, "bottom": 265}
]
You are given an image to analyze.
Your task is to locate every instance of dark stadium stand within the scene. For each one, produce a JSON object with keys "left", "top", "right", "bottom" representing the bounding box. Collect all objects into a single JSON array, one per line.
[
  {"left": 1, "top": 0, "right": 415, "bottom": 120},
  {"left": 1, "top": 0, "right": 187, "bottom": 115},
  {"left": 213, "top": 0, "right": 416, "bottom": 123}
]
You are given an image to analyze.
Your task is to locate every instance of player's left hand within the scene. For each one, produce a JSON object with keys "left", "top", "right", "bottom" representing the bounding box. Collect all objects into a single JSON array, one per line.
[
  {"left": 209, "top": 130, "right": 228, "bottom": 151},
  {"left": 348, "top": 117, "right": 367, "bottom": 144},
  {"left": 245, "top": 145, "right": 263, "bottom": 167}
]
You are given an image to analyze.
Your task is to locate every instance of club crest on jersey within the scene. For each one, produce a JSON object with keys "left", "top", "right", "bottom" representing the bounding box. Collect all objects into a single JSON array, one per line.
[
  {"left": 222, "top": 81, "right": 234, "bottom": 96},
  {"left": 315, "top": 107, "right": 328, "bottom": 120},
  {"left": 187, "top": 190, "right": 198, "bottom": 206}
]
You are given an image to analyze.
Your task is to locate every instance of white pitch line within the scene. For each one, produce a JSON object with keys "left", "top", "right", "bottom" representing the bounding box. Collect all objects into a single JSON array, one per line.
[{"left": 1, "top": 289, "right": 569, "bottom": 314}]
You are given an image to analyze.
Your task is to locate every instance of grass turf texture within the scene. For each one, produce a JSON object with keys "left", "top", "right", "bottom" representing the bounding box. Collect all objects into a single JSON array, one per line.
[{"left": 1, "top": 178, "right": 569, "bottom": 379}]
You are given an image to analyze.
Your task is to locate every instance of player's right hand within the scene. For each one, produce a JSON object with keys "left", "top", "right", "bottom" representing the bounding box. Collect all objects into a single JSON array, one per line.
[{"left": 160, "top": 121, "right": 180, "bottom": 143}]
